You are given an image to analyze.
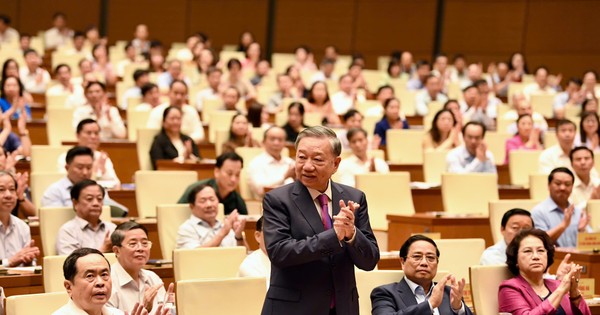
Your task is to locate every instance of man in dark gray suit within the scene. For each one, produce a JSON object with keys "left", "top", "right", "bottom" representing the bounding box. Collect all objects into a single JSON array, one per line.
[
  {"left": 371, "top": 235, "right": 473, "bottom": 315},
  {"left": 261, "top": 126, "right": 379, "bottom": 315}
]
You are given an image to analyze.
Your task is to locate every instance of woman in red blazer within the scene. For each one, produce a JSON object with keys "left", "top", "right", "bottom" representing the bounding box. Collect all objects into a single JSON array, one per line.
[{"left": 498, "top": 229, "right": 591, "bottom": 315}]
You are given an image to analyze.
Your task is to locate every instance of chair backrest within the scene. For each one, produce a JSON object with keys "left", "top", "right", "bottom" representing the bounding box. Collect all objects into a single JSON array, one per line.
[
  {"left": 529, "top": 173, "right": 549, "bottom": 201},
  {"left": 176, "top": 277, "right": 266, "bottom": 315},
  {"left": 530, "top": 94, "right": 555, "bottom": 118},
  {"left": 43, "top": 253, "right": 117, "bottom": 293},
  {"left": 488, "top": 199, "right": 539, "bottom": 243},
  {"left": 508, "top": 150, "right": 542, "bottom": 187},
  {"left": 134, "top": 171, "right": 198, "bottom": 218},
  {"left": 423, "top": 150, "right": 449, "bottom": 185},
  {"left": 47, "top": 108, "right": 77, "bottom": 146},
  {"left": 136, "top": 128, "right": 160, "bottom": 171},
  {"left": 235, "top": 147, "right": 268, "bottom": 200},
  {"left": 304, "top": 112, "right": 324, "bottom": 127},
  {"left": 45, "top": 94, "right": 69, "bottom": 109},
  {"left": 586, "top": 200, "right": 600, "bottom": 231},
  {"left": 31, "top": 145, "right": 71, "bottom": 173},
  {"left": 214, "top": 129, "right": 230, "bottom": 157},
  {"left": 485, "top": 132, "right": 511, "bottom": 165},
  {"left": 386, "top": 130, "right": 425, "bottom": 164},
  {"left": 208, "top": 110, "right": 237, "bottom": 143},
  {"left": 356, "top": 270, "right": 404, "bottom": 315},
  {"left": 436, "top": 238, "right": 485, "bottom": 280},
  {"left": 469, "top": 265, "right": 512, "bottom": 315},
  {"left": 39, "top": 206, "right": 112, "bottom": 256},
  {"left": 5, "top": 291, "right": 69, "bottom": 315},
  {"left": 157, "top": 204, "right": 192, "bottom": 261},
  {"left": 441, "top": 173, "right": 499, "bottom": 215},
  {"left": 543, "top": 131, "right": 557, "bottom": 148},
  {"left": 397, "top": 89, "right": 417, "bottom": 116},
  {"left": 173, "top": 246, "right": 247, "bottom": 281},
  {"left": 30, "top": 172, "right": 64, "bottom": 210},
  {"left": 355, "top": 172, "right": 415, "bottom": 231},
  {"left": 126, "top": 107, "right": 151, "bottom": 141}
]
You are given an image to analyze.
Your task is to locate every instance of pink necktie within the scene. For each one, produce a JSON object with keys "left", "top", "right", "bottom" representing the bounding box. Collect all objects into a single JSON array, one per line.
[{"left": 317, "top": 194, "right": 332, "bottom": 230}]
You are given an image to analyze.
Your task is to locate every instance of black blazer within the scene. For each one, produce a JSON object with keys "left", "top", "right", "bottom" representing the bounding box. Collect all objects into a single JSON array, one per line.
[
  {"left": 261, "top": 180, "right": 379, "bottom": 315},
  {"left": 149, "top": 130, "right": 200, "bottom": 169},
  {"left": 370, "top": 277, "right": 474, "bottom": 315}
]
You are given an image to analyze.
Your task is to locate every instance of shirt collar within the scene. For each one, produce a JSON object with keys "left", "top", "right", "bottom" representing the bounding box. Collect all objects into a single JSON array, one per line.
[
  {"left": 190, "top": 214, "right": 223, "bottom": 229},
  {"left": 0, "top": 215, "right": 16, "bottom": 231},
  {"left": 74, "top": 215, "right": 105, "bottom": 230},
  {"left": 112, "top": 262, "right": 149, "bottom": 288},
  {"left": 544, "top": 197, "right": 570, "bottom": 213},
  {"left": 404, "top": 276, "right": 434, "bottom": 296},
  {"left": 306, "top": 180, "right": 332, "bottom": 202}
]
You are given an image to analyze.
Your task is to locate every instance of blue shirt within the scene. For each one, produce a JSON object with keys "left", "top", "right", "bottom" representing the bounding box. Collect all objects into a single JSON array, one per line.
[
  {"left": 531, "top": 197, "right": 591, "bottom": 247},
  {"left": 373, "top": 117, "right": 409, "bottom": 145},
  {"left": 446, "top": 145, "right": 497, "bottom": 174},
  {"left": 0, "top": 98, "right": 32, "bottom": 120},
  {"left": 3, "top": 132, "right": 21, "bottom": 153}
]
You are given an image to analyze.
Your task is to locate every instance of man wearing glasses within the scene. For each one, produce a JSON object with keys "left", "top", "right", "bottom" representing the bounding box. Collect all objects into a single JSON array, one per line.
[
  {"left": 370, "top": 235, "right": 473, "bottom": 315},
  {"left": 108, "top": 222, "right": 174, "bottom": 314}
]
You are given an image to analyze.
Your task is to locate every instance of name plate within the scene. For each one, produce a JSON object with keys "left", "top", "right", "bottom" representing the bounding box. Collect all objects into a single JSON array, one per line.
[
  {"left": 577, "top": 232, "right": 600, "bottom": 251},
  {"left": 578, "top": 278, "right": 595, "bottom": 299}
]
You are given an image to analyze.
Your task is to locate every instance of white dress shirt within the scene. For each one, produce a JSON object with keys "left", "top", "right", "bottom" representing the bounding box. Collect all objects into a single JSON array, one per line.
[
  {"left": 56, "top": 216, "right": 116, "bottom": 255},
  {"left": 195, "top": 87, "right": 221, "bottom": 112},
  {"left": 53, "top": 299, "right": 123, "bottom": 315},
  {"left": 19, "top": 67, "right": 51, "bottom": 93},
  {"left": 446, "top": 145, "right": 496, "bottom": 174},
  {"left": 0, "top": 215, "right": 32, "bottom": 267},
  {"left": 480, "top": 240, "right": 507, "bottom": 265},
  {"left": 72, "top": 105, "right": 127, "bottom": 140},
  {"left": 247, "top": 152, "right": 295, "bottom": 198},
  {"left": 108, "top": 262, "right": 165, "bottom": 314},
  {"left": 404, "top": 276, "right": 465, "bottom": 315},
  {"left": 44, "top": 27, "right": 73, "bottom": 50},
  {"left": 570, "top": 173, "right": 600, "bottom": 209},
  {"left": 331, "top": 91, "right": 354, "bottom": 115},
  {"left": 238, "top": 249, "right": 271, "bottom": 287},
  {"left": 146, "top": 103, "right": 205, "bottom": 143},
  {"left": 176, "top": 215, "right": 236, "bottom": 249},
  {"left": 336, "top": 154, "right": 390, "bottom": 188},
  {"left": 46, "top": 83, "right": 84, "bottom": 97},
  {"left": 415, "top": 90, "right": 448, "bottom": 116}
]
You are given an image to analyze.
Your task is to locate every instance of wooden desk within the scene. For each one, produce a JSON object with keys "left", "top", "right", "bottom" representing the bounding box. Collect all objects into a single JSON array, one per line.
[
  {"left": 411, "top": 186, "right": 529, "bottom": 213},
  {"left": 389, "top": 164, "right": 511, "bottom": 185},
  {"left": 387, "top": 213, "right": 494, "bottom": 251},
  {"left": 549, "top": 248, "right": 600, "bottom": 295},
  {"left": 109, "top": 189, "right": 138, "bottom": 217},
  {"left": 64, "top": 140, "right": 139, "bottom": 184},
  {"left": 0, "top": 273, "right": 43, "bottom": 297},
  {"left": 156, "top": 160, "right": 215, "bottom": 180},
  {"left": 12, "top": 119, "right": 48, "bottom": 145}
]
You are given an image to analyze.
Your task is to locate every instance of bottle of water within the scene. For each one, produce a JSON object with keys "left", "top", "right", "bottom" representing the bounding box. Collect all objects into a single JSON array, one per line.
[{"left": 164, "top": 292, "right": 177, "bottom": 315}]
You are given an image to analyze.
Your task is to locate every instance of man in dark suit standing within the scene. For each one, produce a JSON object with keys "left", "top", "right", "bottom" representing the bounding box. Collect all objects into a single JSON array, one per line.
[
  {"left": 261, "top": 126, "right": 379, "bottom": 315},
  {"left": 370, "top": 235, "right": 473, "bottom": 315}
]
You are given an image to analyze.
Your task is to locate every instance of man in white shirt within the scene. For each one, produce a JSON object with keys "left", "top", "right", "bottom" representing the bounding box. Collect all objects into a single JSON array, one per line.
[
  {"left": 157, "top": 59, "right": 189, "bottom": 90},
  {"left": 480, "top": 208, "right": 533, "bottom": 265},
  {"left": 44, "top": 12, "right": 73, "bottom": 50},
  {"left": 46, "top": 64, "right": 84, "bottom": 97},
  {"left": 120, "top": 70, "right": 149, "bottom": 109},
  {"left": 146, "top": 80, "right": 205, "bottom": 142},
  {"left": 446, "top": 121, "right": 497, "bottom": 173},
  {"left": 539, "top": 119, "right": 576, "bottom": 174},
  {"left": 238, "top": 216, "right": 271, "bottom": 283},
  {"left": 266, "top": 74, "right": 297, "bottom": 113},
  {"left": 522, "top": 66, "right": 557, "bottom": 99},
  {"left": 310, "top": 58, "right": 338, "bottom": 85},
  {"left": 331, "top": 74, "right": 355, "bottom": 115},
  {"left": 248, "top": 127, "right": 295, "bottom": 198},
  {"left": 460, "top": 85, "right": 494, "bottom": 130},
  {"left": 553, "top": 78, "right": 584, "bottom": 119},
  {"left": 136, "top": 83, "right": 161, "bottom": 111},
  {"left": 195, "top": 67, "right": 222, "bottom": 111},
  {"left": 19, "top": 49, "right": 51, "bottom": 93},
  {"left": 337, "top": 128, "right": 389, "bottom": 187},
  {"left": 569, "top": 146, "right": 600, "bottom": 208},
  {"left": 415, "top": 74, "right": 448, "bottom": 116},
  {"left": 503, "top": 94, "right": 549, "bottom": 135},
  {"left": 0, "top": 15, "right": 19, "bottom": 44}
]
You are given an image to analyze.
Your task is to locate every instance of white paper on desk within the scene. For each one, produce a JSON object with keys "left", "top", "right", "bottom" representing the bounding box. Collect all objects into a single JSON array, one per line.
[
  {"left": 7, "top": 266, "right": 38, "bottom": 274},
  {"left": 410, "top": 182, "right": 440, "bottom": 189}
]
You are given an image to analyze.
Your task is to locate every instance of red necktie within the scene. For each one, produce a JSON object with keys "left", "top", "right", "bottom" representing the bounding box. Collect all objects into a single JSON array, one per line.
[{"left": 317, "top": 194, "right": 332, "bottom": 229}]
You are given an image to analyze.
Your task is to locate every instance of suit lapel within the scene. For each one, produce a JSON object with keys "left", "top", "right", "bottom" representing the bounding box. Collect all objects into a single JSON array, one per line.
[
  {"left": 292, "top": 181, "right": 325, "bottom": 234},
  {"left": 517, "top": 275, "right": 543, "bottom": 306},
  {"left": 397, "top": 278, "right": 418, "bottom": 307},
  {"left": 331, "top": 181, "right": 343, "bottom": 217}
]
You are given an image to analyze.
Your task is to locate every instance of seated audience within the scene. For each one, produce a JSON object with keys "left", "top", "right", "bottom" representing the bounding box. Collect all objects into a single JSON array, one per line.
[
  {"left": 371, "top": 235, "right": 473, "bottom": 315},
  {"left": 365, "top": 84, "right": 395, "bottom": 117},
  {"left": 238, "top": 216, "right": 270, "bottom": 283},
  {"left": 293, "top": 45, "right": 317, "bottom": 71},
  {"left": 282, "top": 102, "right": 308, "bottom": 143},
  {"left": 247, "top": 126, "right": 295, "bottom": 198},
  {"left": 0, "top": 76, "right": 32, "bottom": 120},
  {"left": 73, "top": 81, "right": 126, "bottom": 140},
  {"left": 444, "top": 99, "right": 464, "bottom": 130},
  {"left": 504, "top": 114, "right": 543, "bottom": 164},
  {"left": 0, "top": 15, "right": 19, "bottom": 44},
  {"left": 0, "top": 147, "right": 35, "bottom": 217},
  {"left": 532, "top": 167, "right": 591, "bottom": 248},
  {"left": 146, "top": 80, "right": 205, "bottom": 143},
  {"left": 330, "top": 74, "right": 355, "bottom": 115},
  {"left": 504, "top": 95, "right": 549, "bottom": 135},
  {"left": 221, "top": 58, "right": 256, "bottom": 100},
  {"left": 575, "top": 111, "right": 600, "bottom": 152},
  {"left": 91, "top": 44, "right": 117, "bottom": 85},
  {"left": 539, "top": 119, "right": 577, "bottom": 174},
  {"left": 178, "top": 152, "right": 247, "bottom": 215},
  {"left": 19, "top": 49, "right": 51, "bottom": 94},
  {"left": 582, "top": 97, "right": 599, "bottom": 114},
  {"left": 309, "top": 58, "right": 337, "bottom": 84},
  {"left": 286, "top": 65, "right": 306, "bottom": 98},
  {"left": 0, "top": 171, "right": 39, "bottom": 267},
  {"left": 461, "top": 85, "right": 494, "bottom": 130},
  {"left": 109, "top": 222, "right": 174, "bottom": 313},
  {"left": 46, "top": 64, "right": 84, "bottom": 97},
  {"left": 58, "top": 119, "right": 121, "bottom": 189},
  {"left": 473, "top": 79, "right": 500, "bottom": 119},
  {"left": 553, "top": 78, "right": 584, "bottom": 119},
  {"left": 406, "top": 60, "right": 430, "bottom": 90},
  {"left": 337, "top": 128, "right": 389, "bottom": 187},
  {"left": 242, "top": 42, "right": 261, "bottom": 75},
  {"left": 121, "top": 70, "right": 149, "bottom": 109},
  {"left": 176, "top": 184, "right": 246, "bottom": 249},
  {"left": 222, "top": 86, "right": 242, "bottom": 112},
  {"left": 569, "top": 146, "right": 600, "bottom": 208},
  {"left": 266, "top": 74, "right": 297, "bottom": 113},
  {"left": 480, "top": 208, "right": 533, "bottom": 265},
  {"left": 157, "top": 59, "right": 188, "bottom": 90},
  {"left": 56, "top": 179, "right": 116, "bottom": 255},
  {"left": 44, "top": 12, "right": 73, "bottom": 49},
  {"left": 415, "top": 75, "right": 448, "bottom": 116},
  {"left": 422, "top": 109, "right": 462, "bottom": 151},
  {"left": 247, "top": 102, "right": 271, "bottom": 130},
  {"left": 446, "top": 121, "right": 496, "bottom": 173},
  {"left": 149, "top": 106, "right": 199, "bottom": 169},
  {"left": 136, "top": 83, "right": 161, "bottom": 111},
  {"left": 522, "top": 66, "right": 557, "bottom": 99},
  {"left": 498, "top": 229, "right": 590, "bottom": 314},
  {"left": 221, "top": 114, "right": 260, "bottom": 154},
  {"left": 337, "top": 109, "right": 364, "bottom": 151},
  {"left": 115, "top": 42, "right": 143, "bottom": 78},
  {"left": 132, "top": 24, "right": 150, "bottom": 54},
  {"left": 373, "top": 97, "right": 409, "bottom": 145},
  {"left": 195, "top": 66, "right": 222, "bottom": 111},
  {"left": 305, "top": 81, "right": 340, "bottom": 125}
]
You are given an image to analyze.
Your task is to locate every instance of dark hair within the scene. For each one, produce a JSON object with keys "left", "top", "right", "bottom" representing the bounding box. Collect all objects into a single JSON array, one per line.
[
  {"left": 399, "top": 235, "right": 440, "bottom": 260},
  {"left": 508, "top": 52, "right": 528, "bottom": 74},
  {"left": 149, "top": 40, "right": 163, "bottom": 49},
  {"left": 415, "top": 60, "right": 430, "bottom": 68},
  {"left": 579, "top": 111, "right": 600, "bottom": 143},
  {"left": 0, "top": 76, "right": 24, "bottom": 98},
  {"left": 567, "top": 77, "right": 582, "bottom": 86},
  {"left": 582, "top": 98, "right": 598, "bottom": 114},
  {"left": 1, "top": 59, "right": 18, "bottom": 82},
  {"left": 85, "top": 81, "right": 106, "bottom": 92},
  {"left": 22, "top": 48, "right": 37, "bottom": 58},
  {"left": 473, "top": 79, "right": 488, "bottom": 88},
  {"left": 53, "top": 12, "right": 67, "bottom": 20},
  {"left": 376, "top": 85, "right": 394, "bottom": 97},
  {"left": 428, "top": 109, "right": 456, "bottom": 143},
  {"left": 124, "top": 41, "right": 134, "bottom": 51},
  {"left": 548, "top": 167, "right": 575, "bottom": 185},
  {"left": 66, "top": 146, "right": 94, "bottom": 165},
  {"left": 343, "top": 109, "right": 362, "bottom": 122},
  {"left": 73, "top": 31, "right": 85, "bottom": 39},
  {"left": 452, "top": 54, "right": 465, "bottom": 62},
  {"left": 54, "top": 63, "right": 71, "bottom": 75},
  {"left": 0, "top": 15, "right": 11, "bottom": 25},
  {"left": 462, "top": 121, "right": 486, "bottom": 138},
  {"left": 424, "top": 74, "right": 439, "bottom": 85},
  {"left": 287, "top": 102, "right": 305, "bottom": 116},
  {"left": 515, "top": 114, "right": 533, "bottom": 137},
  {"left": 462, "top": 84, "right": 478, "bottom": 94},
  {"left": 501, "top": 208, "right": 532, "bottom": 229},
  {"left": 583, "top": 70, "right": 598, "bottom": 80},
  {"left": 76, "top": 118, "right": 99, "bottom": 134},
  {"left": 556, "top": 119, "right": 576, "bottom": 130},
  {"left": 307, "top": 81, "right": 330, "bottom": 104},
  {"left": 534, "top": 66, "right": 549, "bottom": 76},
  {"left": 206, "top": 66, "right": 222, "bottom": 76},
  {"left": 141, "top": 83, "right": 158, "bottom": 96},
  {"left": 346, "top": 127, "right": 367, "bottom": 141},
  {"left": 247, "top": 102, "right": 264, "bottom": 128},
  {"left": 133, "top": 69, "right": 149, "bottom": 82},
  {"left": 186, "top": 183, "right": 216, "bottom": 205},
  {"left": 256, "top": 216, "right": 264, "bottom": 232},
  {"left": 169, "top": 79, "right": 188, "bottom": 91},
  {"left": 320, "top": 58, "right": 335, "bottom": 66},
  {"left": 443, "top": 99, "right": 459, "bottom": 110},
  {"left": 216, "top": 152, "right": 243, "bottom": 168},
  {"left": 63, "top": 248, "right": 109, "bottom": 282},
  {"left": 0, "top": 171, "right": 17, "bottom": 190},
  {"left": 569, "top": 146, "right": 594, "bottom": 163},
  {"left": 161, "top": 106, "right": 182, "bottom": 132},
  {"left": 295, "top": 45, "right": 312, "bottom": 54},
  {"left": 382, "top": 97, "right": 400, "bottom": 120},
  {"left": 227, "top": 58, "right": 242, "bottom": 70},
  {"left": 111, "top": 221, "right": 149, "bottom": 247},
  {"left": 387, "top": 59, "right": 400, "bottom": 77},
  {"left": 70, "top": 179, "right": 106, "bottom": 201},
  {"left": 506, "top": 229, "right": 554, "bottom": 275}
]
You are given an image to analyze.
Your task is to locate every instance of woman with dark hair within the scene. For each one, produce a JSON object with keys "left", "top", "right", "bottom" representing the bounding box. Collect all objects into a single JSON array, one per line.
[
  {"left": 149, "top": 106, "right": 199, "bottom": 169},
  {"left": 282, "top": 102, "right": 307, "bottom": 142},
  {"left": 222, "top": 58, "right": 256, "bottom": 100},
  {"left": 195, "top": 48, "right": 216, "bottom": 74},
  {"left": 422, "top": 109, "right": 461, "bottom": 151},
  {"left": 1, "top": 59, "right": 19, "bottom": 82},
  {"left": 247, "top": 102, "right": 271, "bottom": 129},
  {"left": 504, "top": 114, "right": 543, "bottom": 164},
  {"left": 305, "top": 81, "right": 339, "bottom": 125},
  {"left": 383, "top": 59, "right": 402, "bottom": 84},
  {"left": 293, "top": 45, "right": 316, "bottom": 71},
  {"left": 241, "top": 42, "right": 261, "bottom": 74},
  {"left": 575, "top": 111, "right": 600, "bottom": 152},
  {"left": 237, "top": 31, "right": 254, "bottom": 52},
  {"left": 91, "top": 44, "right": 116, "bottom": 85},
  {"left": 508, "top": 52, "right": 528, "bottom": 81},
  {"left": 286, "top": 65, "right": 307, "bottom": 98},
  {"left": 582, "top": 70, "right": 599, "bottom": 99},
  {"left": 0, "top": 76, "right": 31, "bottom": 120},
  {"left": 373, "top": 97, "right": 409, "bottom": 145},
  {"left": 73, "top": 81, "right": 126, "bottom": 140},
  {"left": 221, "top": 114, "right": 260, "bottom": 154},
  {"left": 581, "top": 97, "right": 598, "bottom": 115},
  {"left": 499, "top": 229, "right": 590, "bottom": 315}
]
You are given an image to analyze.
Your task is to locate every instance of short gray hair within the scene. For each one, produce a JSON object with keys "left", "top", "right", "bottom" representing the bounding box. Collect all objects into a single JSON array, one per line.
[{"left": 295, "top": 126, "right": 342, "bottom": 157}]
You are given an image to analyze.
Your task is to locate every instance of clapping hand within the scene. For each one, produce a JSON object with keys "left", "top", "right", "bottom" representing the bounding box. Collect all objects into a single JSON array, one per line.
[{"left": 333, "top": 200, "right": 357, "bottom": 241}]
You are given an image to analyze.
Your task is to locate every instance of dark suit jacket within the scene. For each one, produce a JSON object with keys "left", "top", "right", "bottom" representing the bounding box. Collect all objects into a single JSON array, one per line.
[
  {"left": 261, "top": 180, "right": 379, "bottom": 315},
  {"left": 371, "top": 277, "right": 474, "bottom": 315},
  {"left": 149, "top": 130, "right": 200, "bottom": 169}
]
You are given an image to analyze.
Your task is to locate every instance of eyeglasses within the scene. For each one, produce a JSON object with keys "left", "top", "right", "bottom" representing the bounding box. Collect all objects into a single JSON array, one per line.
[
  {"left": 519, "top": 248, "right": 546, "bottom": 257},
  {"left": 407, "top": 254, "right": 437, "bottom": 263},
  {"left": 121, "top": 241, "right": 152, "bottom": 249}
]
